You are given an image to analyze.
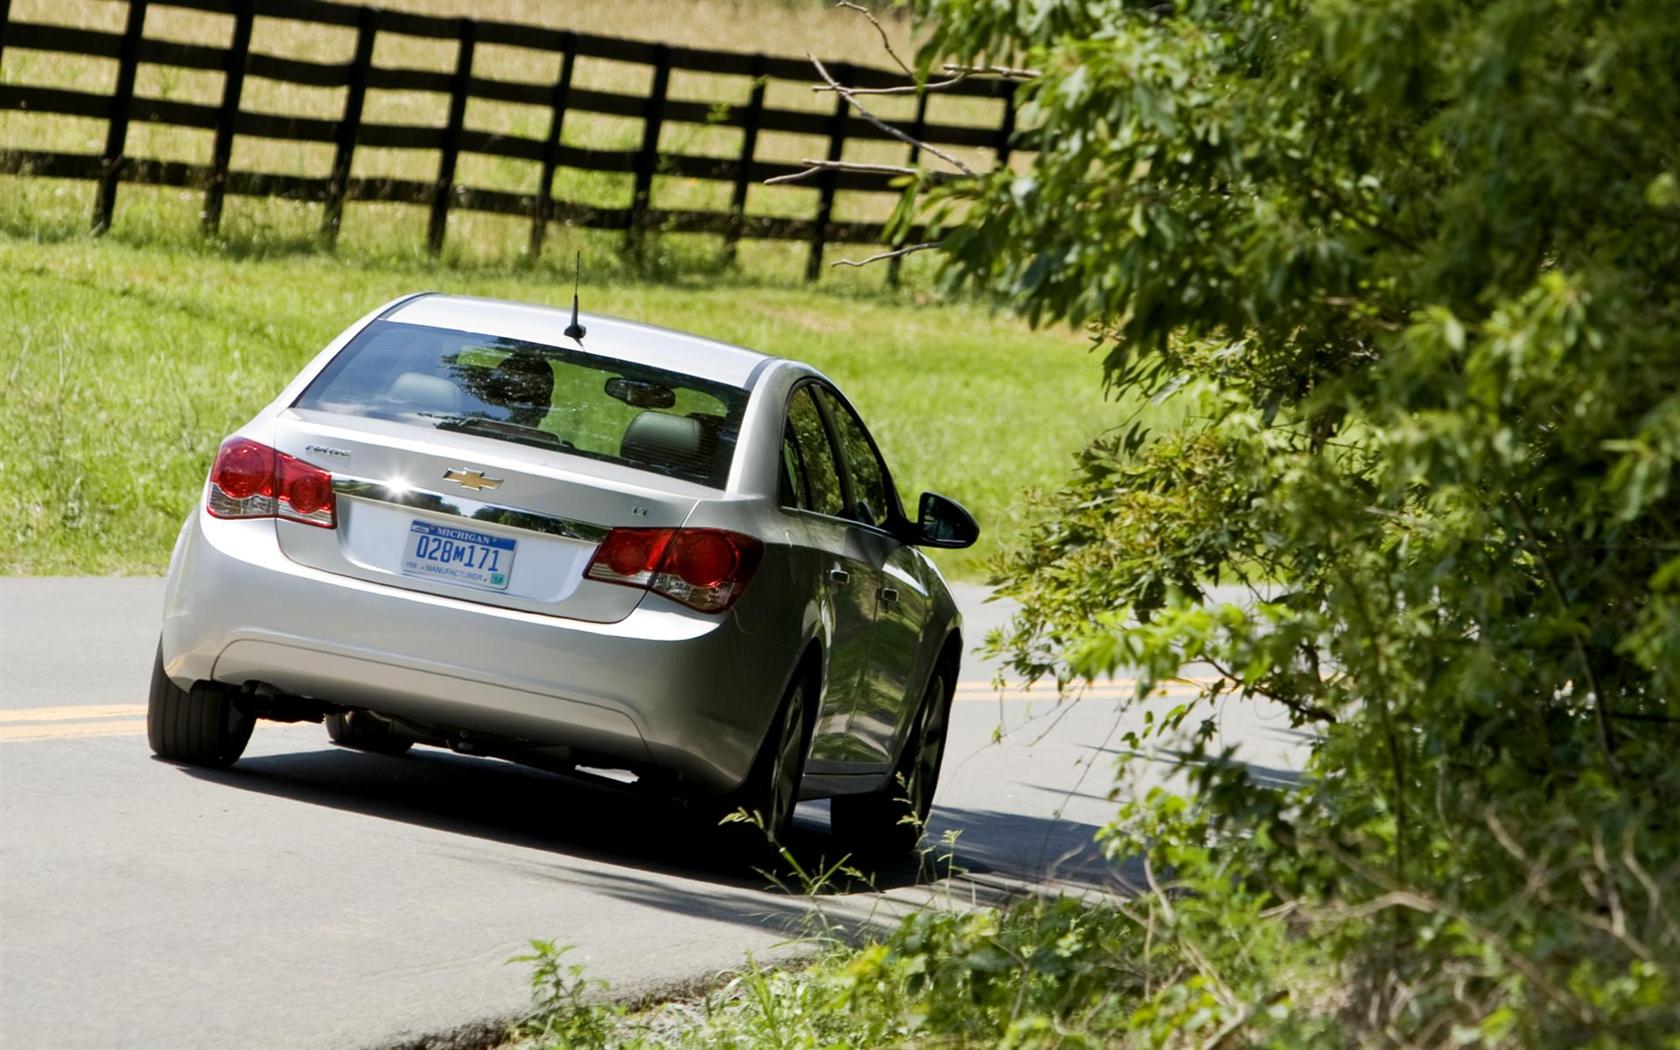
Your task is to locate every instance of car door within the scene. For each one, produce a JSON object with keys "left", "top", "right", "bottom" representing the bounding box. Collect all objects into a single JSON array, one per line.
[
  {"left": 812, "top": 386, "right": 935, "bottom": 767},
  {"left": 780, "top": 384, "right": 879, "bottom": 766}
]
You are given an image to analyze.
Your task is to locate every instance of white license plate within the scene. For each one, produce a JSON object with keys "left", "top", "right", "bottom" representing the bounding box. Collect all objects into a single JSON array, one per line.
[{"left": 401, "top": 521, "right": 516, "bottom": 590}]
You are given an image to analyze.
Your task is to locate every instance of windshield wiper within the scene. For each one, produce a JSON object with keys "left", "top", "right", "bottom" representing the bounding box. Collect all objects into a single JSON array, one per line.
[{"left": 434, "top": 416, "right": 570, "bottom": 452}]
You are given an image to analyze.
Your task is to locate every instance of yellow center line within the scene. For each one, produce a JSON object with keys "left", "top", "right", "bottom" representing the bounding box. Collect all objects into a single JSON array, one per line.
[
  {"left": 954, "top": 678, "right": 1224, "bottom": 689},
  {"left": 0, "top": 719, "right": 148, "bottom": 743},
  {"left": 0, "top": 705, "right": 148, "bottom": 723},
  {"left": 952, "top": 679, "right": 1224, "bottom": 702},
  {"left": 0, "top": 677, "right": 1236, "bottom": 742}
]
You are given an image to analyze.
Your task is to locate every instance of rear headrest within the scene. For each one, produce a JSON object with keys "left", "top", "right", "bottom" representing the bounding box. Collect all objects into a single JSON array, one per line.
[
  {"left": 620, "top": 411, "right": 703, "bottom": 469},
  {"left": 386, "top": 371, "right": 462, "bottom": 415}
]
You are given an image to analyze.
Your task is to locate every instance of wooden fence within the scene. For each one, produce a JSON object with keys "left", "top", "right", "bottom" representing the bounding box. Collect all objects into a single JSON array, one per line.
[{"left": 0, "top": 0, "right": 1020, "bottom": 278}]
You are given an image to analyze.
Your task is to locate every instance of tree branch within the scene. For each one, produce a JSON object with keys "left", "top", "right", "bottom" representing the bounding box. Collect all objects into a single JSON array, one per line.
[
  {"left": 809, "top": 54, "right": 975, "bottom": 176},
  {"left": 941, "top": 62, "right": 1040, "bottom": 80},
  {"left": 763, "top": 158, "right": 926, "bottom": 186},
  {"left": 1508, "top": 493, "right": 1620, "bottom": 777},
  {"left": 1202, "top": 653, "right": 1338, "bottom": 724},
  {"left": 832, "top": 0, "right": 913, "bottom": 79},
  {"left": 1207, "top": 991, "right": 1289, "bottom": 1050},
  {"left": 814, "top": 76, "right": 967, "bottom": 96},
  {"left": 830, "top": 241, "right": 942, "bottom": 268}
]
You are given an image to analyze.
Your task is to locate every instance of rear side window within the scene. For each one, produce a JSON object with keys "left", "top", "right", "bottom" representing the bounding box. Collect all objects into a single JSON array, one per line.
[
  {"left": 779, "top": 424, "right": 810, "bottom": 509},
  {"left": 785, "top": 387, "right": 844, "bottom": 517},
  {"left": 294, "top": 321, "right": 749, "bottom": 487}
]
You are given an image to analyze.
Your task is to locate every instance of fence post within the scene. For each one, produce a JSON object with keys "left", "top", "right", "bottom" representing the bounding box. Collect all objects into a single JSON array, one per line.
[
  {"left": 92, "top": 0, "right": 147, "bottom": 235},
  {"left": 887, "top": 88, "right": 929, "bottom": 288},
  {"left": 807, "top": 62, "right": 850, "bottom": 281},
  {"left": 322, "top": 5, "right": 376, "bottom": 245},
  {"left": 995, "top": 84, "right": 1017, "bottom": 168},
  {"left": 201, "top": 0, "right": 253, "bottom": 236},
  {"left": 628, "top": 43, "right": 670, "bottom": 257},
  {"left": 528, "top": 31, "right": 575, "bottom": 260},
  {"left": 428, "top": 17, "right": 474, "bottom": 255},
  {"left": 723, "top": 53, "right": 766, "bottom": 265}
]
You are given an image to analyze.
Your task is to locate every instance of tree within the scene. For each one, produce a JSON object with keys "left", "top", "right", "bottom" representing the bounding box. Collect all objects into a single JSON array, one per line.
[{"left": 860, "top": 0, "right": 1680, "bottom": 1042}]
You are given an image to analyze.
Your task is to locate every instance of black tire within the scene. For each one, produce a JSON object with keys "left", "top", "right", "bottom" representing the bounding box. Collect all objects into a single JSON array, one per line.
[
  {"left": 324, "top": 710, "right": 413, "bottom": 756},
  {"left": 830, "top": 668, "right": 952, "bottom": 859},
  {"left": 147, "top": 645, "right": 255, "bottom": 768},
  {"left": 717, "top": 672, "right": 814, "bottom": 852}
]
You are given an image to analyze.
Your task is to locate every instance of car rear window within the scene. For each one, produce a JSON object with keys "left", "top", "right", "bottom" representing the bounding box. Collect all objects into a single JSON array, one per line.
[{"left": 293, "top": 320, "right": 749, "bottom": 487}]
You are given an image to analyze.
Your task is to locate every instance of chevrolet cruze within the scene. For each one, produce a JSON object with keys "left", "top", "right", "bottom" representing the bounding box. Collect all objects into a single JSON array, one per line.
[{"left": 149, "top": 293, "right": 978, "bottom": 854}]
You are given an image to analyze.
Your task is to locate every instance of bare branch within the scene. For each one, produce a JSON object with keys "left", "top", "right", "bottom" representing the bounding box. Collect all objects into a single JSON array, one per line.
[
  {"left": 813, "top": 76, "right": 969, "bottom": 96},
  {"left": 830, "top": 241, "right": 942, "bottom": 268},
  {"left": 833, "top": 0, "right": 913, "bottom": 79},
  {"left": 1207, "top": 991, "right": 1289, "bottom": 1050},
  {"left": 809, "top": 54, "right": 975, "bottom": 176},
  {"left": 942, "top": 62, "right": 1040, "bottom": 80},
  {"left": 1143, "top": 853, "right": 1176, "bottom": 923},
  {"left": 763, "top": 158, "right": 926, "bottom": 186}
]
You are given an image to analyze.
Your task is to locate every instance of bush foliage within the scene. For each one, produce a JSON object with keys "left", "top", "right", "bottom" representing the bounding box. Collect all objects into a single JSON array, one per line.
[
  {"left": 907, "top": 0, "right": 1680, "bottom": 1044},
  {"left": 520, "top": 2, "right": 1680, "bottom": 1045}
]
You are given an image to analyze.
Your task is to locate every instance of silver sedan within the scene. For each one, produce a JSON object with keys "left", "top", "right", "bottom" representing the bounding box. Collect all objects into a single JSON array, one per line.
[{"left": 150, "top": 293, "right": 978, "bottom": 854}]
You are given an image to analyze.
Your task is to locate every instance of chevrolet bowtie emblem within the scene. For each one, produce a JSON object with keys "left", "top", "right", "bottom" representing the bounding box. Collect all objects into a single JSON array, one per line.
[{"left": 442, "top": 468, "right": 503, "bottom": 491}]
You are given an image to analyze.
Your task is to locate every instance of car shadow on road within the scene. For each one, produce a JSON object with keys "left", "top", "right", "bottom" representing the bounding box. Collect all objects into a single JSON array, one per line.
[
  {"left": 168, "top": 743, "right": 1124, "bottom": 912},
  {"left": 929, "top": 805, "right": 1142, "bottom": 897},
  {"left": 172, "top": 744, "right": 837, "bottom": 886},
  {"left": 1084, "top": 745, "right": 1307, "bottom": 790}
]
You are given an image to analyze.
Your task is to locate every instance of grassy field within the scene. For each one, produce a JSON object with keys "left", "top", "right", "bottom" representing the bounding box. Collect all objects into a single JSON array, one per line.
[
  {"left": 0, "top": 2, "right": 1102, "bottom": 581},
  {"left": 0, "top": 0, "right": 1000, "bottom": 278},
  {"left": 0, "top": 231, "right": 1115, "bottom": 580}
]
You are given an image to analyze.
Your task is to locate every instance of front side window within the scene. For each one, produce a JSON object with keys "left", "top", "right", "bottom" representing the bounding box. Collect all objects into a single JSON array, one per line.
[
  {"left": 785, "top": 386, "right": 844, "bottom": 517},
  {"left": 294, "top": 321, "right": 748, "bottom": 487},
  {"left": 816, "top": 387, "right": 895, "bottom": 529}
]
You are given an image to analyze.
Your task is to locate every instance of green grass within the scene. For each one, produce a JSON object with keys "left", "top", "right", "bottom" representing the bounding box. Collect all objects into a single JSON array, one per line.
[{"left": 0, "top": 230, "right": 1120, "bottom": 580}]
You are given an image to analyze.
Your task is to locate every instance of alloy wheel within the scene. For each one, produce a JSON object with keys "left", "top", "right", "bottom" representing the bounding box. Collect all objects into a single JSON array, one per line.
[
  {"left": 766, "top": 681, "right": 807, "bottom": 841},
  {"left": 906, "top": 674, "right": 948, "bottom": 822}
]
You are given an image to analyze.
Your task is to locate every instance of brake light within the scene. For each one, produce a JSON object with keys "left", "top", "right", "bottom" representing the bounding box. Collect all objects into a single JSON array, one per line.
[
  {"left": 585, "top": 527, "right": 762, "bottom": 612},
  {"left": 206, "top": 437, "right": 336, "bottom": 528}
]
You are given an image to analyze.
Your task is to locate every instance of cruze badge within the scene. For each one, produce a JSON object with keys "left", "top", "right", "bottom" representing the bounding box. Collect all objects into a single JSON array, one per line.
[{"left": 443, "top": 468, "right": 503, "bottom": 491}]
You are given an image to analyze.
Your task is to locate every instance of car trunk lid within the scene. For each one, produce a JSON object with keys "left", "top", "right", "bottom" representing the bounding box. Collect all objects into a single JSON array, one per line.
[{"left": 272, "top": 410, "right": 703, "bottom": 623}]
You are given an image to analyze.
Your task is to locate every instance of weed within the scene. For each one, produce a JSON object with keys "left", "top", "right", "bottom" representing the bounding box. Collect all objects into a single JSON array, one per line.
[{"left": 508, "top": 941, "right": 621, "bottom": 1049}]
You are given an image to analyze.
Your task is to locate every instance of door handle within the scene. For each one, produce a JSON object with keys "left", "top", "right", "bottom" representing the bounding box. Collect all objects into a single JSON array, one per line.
[
  {"left": 829, "top": 567, "right": 850, "bottom": 584},
  {"left": 878, "top": 586, "right": 899, "bottom": 604}
]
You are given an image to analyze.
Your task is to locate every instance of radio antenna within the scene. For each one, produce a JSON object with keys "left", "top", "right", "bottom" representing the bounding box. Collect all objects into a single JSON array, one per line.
[{"left": 563, "top": 251, "right": 587, "bottom": 343}]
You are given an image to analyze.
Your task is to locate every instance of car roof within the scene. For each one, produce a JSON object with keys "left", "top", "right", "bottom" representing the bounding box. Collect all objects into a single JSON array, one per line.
[{"left": 384, "top": 293, "right": 777, "bottom": 388}]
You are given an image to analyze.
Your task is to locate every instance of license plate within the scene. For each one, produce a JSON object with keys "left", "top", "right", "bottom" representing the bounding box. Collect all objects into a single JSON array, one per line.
[{"left": 401, "top": 521, "right": 516, "bottom": 590}]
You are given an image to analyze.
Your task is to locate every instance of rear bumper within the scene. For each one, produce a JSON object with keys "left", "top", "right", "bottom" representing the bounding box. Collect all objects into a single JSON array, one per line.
[{"left": 161, "top": 510, "right": 797, "bottom": 793}]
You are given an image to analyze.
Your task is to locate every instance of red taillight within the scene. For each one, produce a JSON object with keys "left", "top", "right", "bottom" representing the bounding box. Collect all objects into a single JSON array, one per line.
[
  {"left": 604, "top": 528, "right": 674, "bottom": 581},
  {"left": 665, "top": 530, "right": 740, "bottom": 589},
  {"left": 206, "top": 437, "right": 336, "bottom": 529},
  {"left": 585, "top": 527, "right": 762, "bottom": 612},
  {"left": 213, "top": 439, "right": 271, "bottom": 501},
  {"left": 279, "top": 457, "right": 333, "bottom": 518}
]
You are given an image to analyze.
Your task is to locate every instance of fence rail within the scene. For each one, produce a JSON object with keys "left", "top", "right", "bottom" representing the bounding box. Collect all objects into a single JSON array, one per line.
[{"left": 0, "top": 0, "right": 1020, "bottom": 278}]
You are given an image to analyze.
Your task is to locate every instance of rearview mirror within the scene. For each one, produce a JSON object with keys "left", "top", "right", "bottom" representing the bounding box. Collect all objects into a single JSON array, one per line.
[
  {"left": 604, "top": 377, "right": 676, "bottom": 409},
  {"left": 914, "top": 492, "right": 979, "bottom": 549}
]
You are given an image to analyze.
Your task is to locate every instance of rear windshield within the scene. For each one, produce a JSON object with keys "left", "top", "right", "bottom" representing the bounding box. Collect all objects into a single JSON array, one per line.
[{"left": 294, "top": 320, "right": 748, "bottom": 487}]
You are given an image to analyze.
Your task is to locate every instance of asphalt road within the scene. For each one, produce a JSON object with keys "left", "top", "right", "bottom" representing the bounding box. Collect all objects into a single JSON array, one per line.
[{"left": 0, "top": 577, "right": 1309, "bottom": 1050}]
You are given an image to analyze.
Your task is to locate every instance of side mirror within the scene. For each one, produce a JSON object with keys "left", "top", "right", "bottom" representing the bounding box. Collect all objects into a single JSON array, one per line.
[{"left": 914, "top": 492, "right": 979, "bottom": 549}]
